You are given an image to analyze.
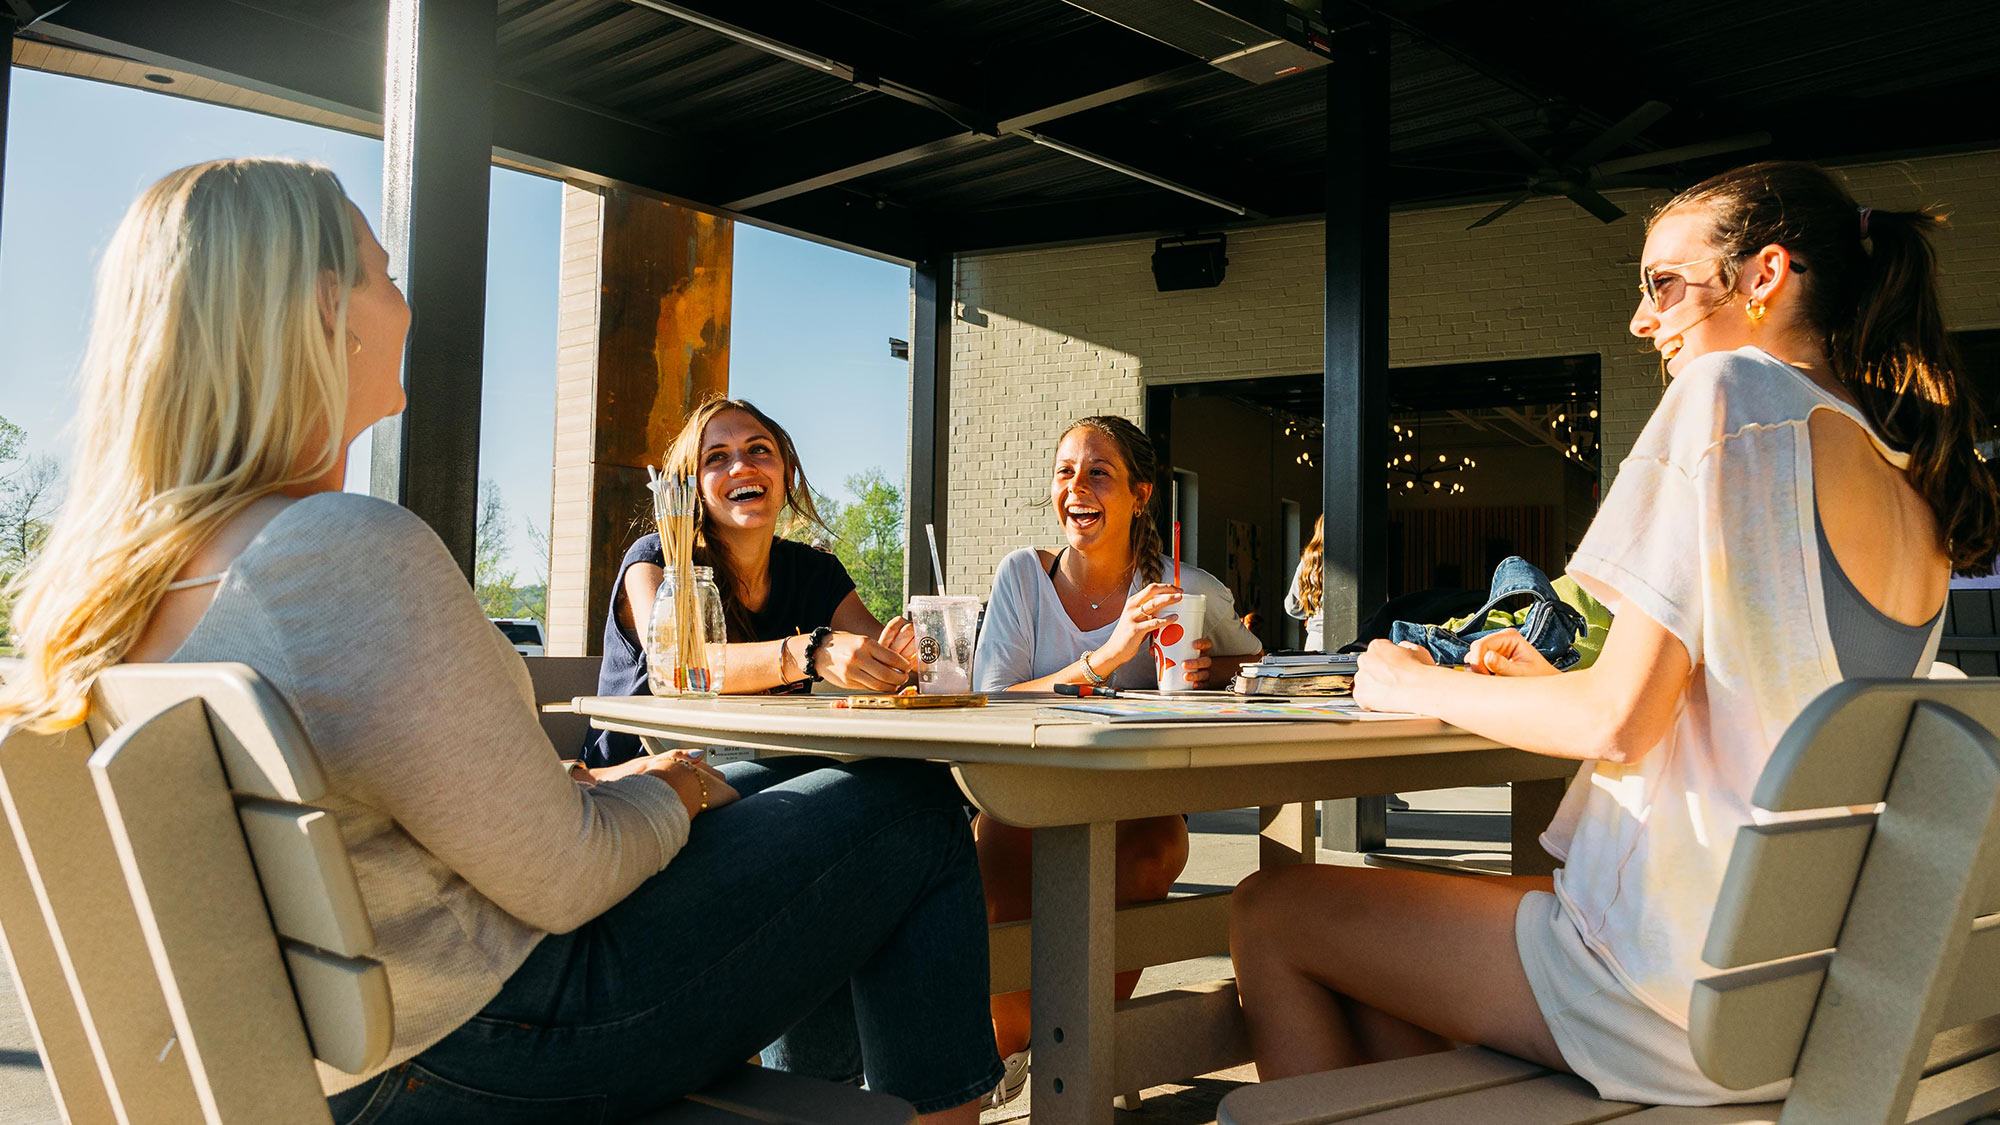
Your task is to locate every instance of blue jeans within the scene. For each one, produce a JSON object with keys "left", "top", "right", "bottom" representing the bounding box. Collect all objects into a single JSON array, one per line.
[{"left": 327, "top": 756, "right": 1002, "bottom": 1122}]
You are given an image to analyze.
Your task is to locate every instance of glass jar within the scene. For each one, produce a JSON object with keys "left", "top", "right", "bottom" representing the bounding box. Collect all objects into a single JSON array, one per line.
[{"left": 646, "top": 565, "right": 726, "bottom": 697}]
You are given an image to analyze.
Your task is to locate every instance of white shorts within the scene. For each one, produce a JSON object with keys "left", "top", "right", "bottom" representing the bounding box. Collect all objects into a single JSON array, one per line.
[{"left": 1514, "top": 890, "right": 1791, "bottom": 1105}]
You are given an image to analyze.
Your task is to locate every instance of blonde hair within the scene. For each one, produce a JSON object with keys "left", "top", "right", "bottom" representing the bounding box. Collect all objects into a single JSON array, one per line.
[
  {"left": 1, "top": 158, "right": 361, "bottom": 731},
  {"left": 660, "top": 396, "right": 828, "bottom": 640}
]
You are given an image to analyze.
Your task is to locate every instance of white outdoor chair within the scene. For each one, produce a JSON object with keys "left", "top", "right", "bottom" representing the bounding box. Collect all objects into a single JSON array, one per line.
[
  {"left": 0, "top": 662, "right": 912, "bottom": 1124},
  {"left": 1219, "top": 678, "right": 2000, "bottom": 1125}
]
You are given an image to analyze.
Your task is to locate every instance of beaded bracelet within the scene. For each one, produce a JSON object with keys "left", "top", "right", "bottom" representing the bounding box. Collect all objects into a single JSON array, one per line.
[
  {"left": 1080, "top": 649, "right": 1110, "bottom": 686},
  {"left": 802, "top": 626, "right": 834, "bottom": 682}
]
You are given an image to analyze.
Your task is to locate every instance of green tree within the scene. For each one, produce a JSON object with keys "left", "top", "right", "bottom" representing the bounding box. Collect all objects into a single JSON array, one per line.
[
  {"left": 799, "top": 469, "right": 906, "bottom": 624},
  {"left": 473, "top": 478, "right": 520, "bottom": 620},
  {"left": 0, "top": 415, "right": 64, "bottom": 653}
]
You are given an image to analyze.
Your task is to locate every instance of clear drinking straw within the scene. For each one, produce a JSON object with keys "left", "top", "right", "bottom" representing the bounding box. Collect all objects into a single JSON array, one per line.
[{"left": 926, "top": 523, "right": 947, "bottom": 597}]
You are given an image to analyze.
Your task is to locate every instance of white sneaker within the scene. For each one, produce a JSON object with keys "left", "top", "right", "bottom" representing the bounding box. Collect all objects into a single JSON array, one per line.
[{"left": 983, "top": 1049, "right": 1030, "bottom": 1109}]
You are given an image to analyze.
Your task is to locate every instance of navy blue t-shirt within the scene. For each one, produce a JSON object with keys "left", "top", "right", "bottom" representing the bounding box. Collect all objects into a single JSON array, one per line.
[{"left": 581, "top": 534, "right": 856, "bottom": 766}]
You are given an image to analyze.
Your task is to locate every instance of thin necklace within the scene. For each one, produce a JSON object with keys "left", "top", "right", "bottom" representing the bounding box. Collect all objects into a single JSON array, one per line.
[{"left": 1058, "top": 555, "right": 1125, "bottom": 611}]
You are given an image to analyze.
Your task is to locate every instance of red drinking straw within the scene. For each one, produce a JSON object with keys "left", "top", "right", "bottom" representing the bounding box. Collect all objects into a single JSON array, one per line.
[{"left": 1173, "top": 520, "right": 1181, "bottom": 588}]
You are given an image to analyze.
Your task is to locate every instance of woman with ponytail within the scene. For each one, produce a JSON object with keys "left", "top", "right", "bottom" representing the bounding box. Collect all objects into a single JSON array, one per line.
[
  {"left": 1, "top": 160, "right": 999, "bottom": 1123},
  {"left": 969, "top": 414, "right": 1261, "bottom": 1102},
  {"left": 1232, "top": 162, "right": 2000, "bottom": 1104}
]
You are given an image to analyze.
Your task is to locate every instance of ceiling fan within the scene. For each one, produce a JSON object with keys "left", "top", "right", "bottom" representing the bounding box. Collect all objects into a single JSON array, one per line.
[{"left": 1464, "top": 100, "right": 1770, "bottom": 230}]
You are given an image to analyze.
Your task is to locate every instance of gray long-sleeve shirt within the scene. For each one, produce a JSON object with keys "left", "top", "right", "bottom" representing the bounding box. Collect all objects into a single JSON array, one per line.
[{"left": 167, "top": 492, "right": 690, "bottom": 1093}]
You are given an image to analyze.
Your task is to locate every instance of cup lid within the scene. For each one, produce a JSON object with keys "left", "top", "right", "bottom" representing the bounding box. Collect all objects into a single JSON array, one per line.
[{"left": 908, "top": 594, "right": 982, "bottom": 607}]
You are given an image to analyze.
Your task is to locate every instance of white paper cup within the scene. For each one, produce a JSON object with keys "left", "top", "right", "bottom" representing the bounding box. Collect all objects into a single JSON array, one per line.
[
  {"left": 909, "top": 595, "right": 981, "bottom": 694},
  {"left": 1152, "top": 593, "right": 1208, "bottom": 691}
]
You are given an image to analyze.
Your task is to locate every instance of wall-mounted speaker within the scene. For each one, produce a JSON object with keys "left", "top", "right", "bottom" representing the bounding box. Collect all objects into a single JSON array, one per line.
[{"left": 1152, "top": 234, "right": 1227, "bottom": 292}]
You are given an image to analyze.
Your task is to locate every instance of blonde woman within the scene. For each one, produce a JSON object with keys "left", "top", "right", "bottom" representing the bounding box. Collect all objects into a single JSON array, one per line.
[
  {"left": 1284, "top": 515, "right": 1326, "bottom": 650},
  {"left": 0, "top": 159, "right": 998, "bottom": 1124}
]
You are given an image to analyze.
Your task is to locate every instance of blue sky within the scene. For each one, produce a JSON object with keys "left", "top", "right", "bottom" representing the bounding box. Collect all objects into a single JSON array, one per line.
[{"left": 0, "top": 67, "right": 911, "bottom": 574}]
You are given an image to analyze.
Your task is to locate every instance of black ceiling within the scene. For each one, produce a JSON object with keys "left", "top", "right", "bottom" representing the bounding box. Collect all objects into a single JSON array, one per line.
[{"left": 22, "top": 0, "right": 2000, "bottom": 262}]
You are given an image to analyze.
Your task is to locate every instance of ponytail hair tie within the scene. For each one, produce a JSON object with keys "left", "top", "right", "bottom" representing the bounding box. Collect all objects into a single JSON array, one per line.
[{"left": 1858, "top": 206, "right": 1873, "bottom": 240}]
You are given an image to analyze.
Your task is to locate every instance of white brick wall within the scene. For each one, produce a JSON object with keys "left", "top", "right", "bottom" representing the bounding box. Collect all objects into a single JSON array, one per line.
[{"left": 947, "top": 150, "right": 2000, "bottom": 596}]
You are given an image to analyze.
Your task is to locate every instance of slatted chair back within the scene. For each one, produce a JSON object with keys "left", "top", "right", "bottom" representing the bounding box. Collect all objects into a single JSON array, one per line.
[
  {"left": 0, "top": 722, "right": 124, "bottom": 1125},
  {"left": 83, "top": 662, "right": 390, "bottom": 1124},
  {"left": 1690, "top": 679, "right": 2000, "bottom": 1123}
]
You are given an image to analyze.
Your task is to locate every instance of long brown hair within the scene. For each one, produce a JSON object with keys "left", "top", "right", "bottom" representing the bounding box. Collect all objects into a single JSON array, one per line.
[
  {"left": 1296, "top": 514, "right": 1325, "bottom": 617},
  {"left": 1061, "top": 415, "right": 1165, "bottom": 584},
  {"left": 661, "top": 396, "right": 827, "bottom": 638},
  {"left": 1657, "top": 161, "right": 1999, "bottom": 575}
]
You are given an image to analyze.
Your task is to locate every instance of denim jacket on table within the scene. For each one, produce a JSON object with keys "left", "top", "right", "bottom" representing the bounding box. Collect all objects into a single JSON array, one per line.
[{"left": 1389, "top": 556, "right": 1590, "bottom": 671}]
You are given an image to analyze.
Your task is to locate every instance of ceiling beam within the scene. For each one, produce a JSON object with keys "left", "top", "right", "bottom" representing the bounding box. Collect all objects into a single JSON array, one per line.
[
  {"left": 629, "top": 0, "right": 1263, "bottom": 219},
  {"left": 32, "top": 0, "right": 723, "bottom": 207}
]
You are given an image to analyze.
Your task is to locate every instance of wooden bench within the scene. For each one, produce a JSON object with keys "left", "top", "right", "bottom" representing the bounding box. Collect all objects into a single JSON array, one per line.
[
  {"left": 1219, "top": 678, "right": 2000, "bottom": 1124},
  {"left": 0, "top": 662, "right": 911, "bottom": 1123}
]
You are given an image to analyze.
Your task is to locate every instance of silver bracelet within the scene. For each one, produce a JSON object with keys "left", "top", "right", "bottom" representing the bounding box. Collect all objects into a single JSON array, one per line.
[{"left": 1080, "top": 649, "right": 1110, "bottom": 686}]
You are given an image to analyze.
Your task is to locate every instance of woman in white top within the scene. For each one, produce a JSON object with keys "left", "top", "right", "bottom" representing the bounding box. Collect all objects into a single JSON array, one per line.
[
  {"left": 1229, "top": 162, "right": 2000, "bottom": 1104},
  {"left": 973, "top": 414, "right": 1262, "bottom": 1075},
  {"left": 0, "top": 159, "right": 999, "bottom": 1123},
  {"left": 1283, "top": 515, "right": 1327, "bottom": 650}
]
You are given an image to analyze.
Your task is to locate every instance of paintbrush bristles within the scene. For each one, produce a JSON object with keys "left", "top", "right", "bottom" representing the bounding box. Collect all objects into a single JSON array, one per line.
[{"left": 652, "top": 470, "right": 713, "bottom": 693}]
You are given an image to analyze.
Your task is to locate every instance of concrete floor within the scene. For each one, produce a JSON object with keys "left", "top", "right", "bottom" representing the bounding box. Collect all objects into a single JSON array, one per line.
[{"left": 0, "top": 787, "right": 1514, "bottom": 1124}]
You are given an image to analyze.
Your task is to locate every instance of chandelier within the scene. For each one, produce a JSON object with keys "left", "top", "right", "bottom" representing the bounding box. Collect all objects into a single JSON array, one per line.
[
  {"left": 1388, "top": 419, "right": 1474, "bottom": 496},
  {"left": 1549, "top": 395, "right": 1601, "bottom": 465}
]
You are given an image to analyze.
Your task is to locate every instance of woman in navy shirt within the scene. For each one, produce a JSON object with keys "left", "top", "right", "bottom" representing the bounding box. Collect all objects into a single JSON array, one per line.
[{"left": 584, "top": 398, "right": 918, "bottom": 766}]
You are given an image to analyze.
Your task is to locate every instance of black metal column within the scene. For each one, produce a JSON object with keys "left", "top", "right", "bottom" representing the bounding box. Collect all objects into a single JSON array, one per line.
[
  {"left": 906, "top": 253, "right": 952, "bottom": 597},
  {"left": 2, "top": 13, "right": 16, "bottom": 230},
  {"left": 1321, "top": 20, "right": 1392, "bottom": 855},
  {"left": 1321, "top": 22, "right": 1391, "bottom": 644},
  {"left": 370, "top": 0, "right": 495, "bottom": 579}
]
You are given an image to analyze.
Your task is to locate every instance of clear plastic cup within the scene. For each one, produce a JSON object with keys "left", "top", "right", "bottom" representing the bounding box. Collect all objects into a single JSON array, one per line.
[
  {"left": 1151, "top": 593, "right": 1208, "bottom": 692},
  {"left": 908, "top": 595, "right": 982, "bottom": 694}
]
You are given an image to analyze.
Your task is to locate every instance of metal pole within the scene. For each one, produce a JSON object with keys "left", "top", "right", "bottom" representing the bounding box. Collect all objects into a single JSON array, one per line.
[
  {"left": 2, "top": 13, "right": 16, "bottom": 232},
  {"left": 905, "top": 253, "right": 951, "bottom": 598},
  {"left": 1321, "top": 21, "right": 1392, "bottom": 855},
  {"left": 1321, "top": 21, "right": 1390, "bottom": 647},
  {"left": 372, "top": 0, "right": 495, "bottom": 579}
]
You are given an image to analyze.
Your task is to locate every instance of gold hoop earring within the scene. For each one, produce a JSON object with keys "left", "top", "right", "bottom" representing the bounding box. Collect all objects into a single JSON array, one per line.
[
  {"left": 347, "top": 331, "right": 363, "bottom": 356},
  {"left": 1745, "top": 297, "right": 1767, "bottom": 323}
]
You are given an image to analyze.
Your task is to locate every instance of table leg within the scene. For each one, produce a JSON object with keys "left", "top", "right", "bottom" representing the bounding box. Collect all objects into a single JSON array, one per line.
[
  {"left": 1319, "top": 796, "right": 1389, "bottom": 853},
  {"left": 1258, "top": 803, "right": 1316, "bottom": 867},
  {"left": 1510, "top": 777, "right": 1569, "bottom": 876},
  {"left": 1030, "top": 822, "right": 1117, "bottom": 1125}
]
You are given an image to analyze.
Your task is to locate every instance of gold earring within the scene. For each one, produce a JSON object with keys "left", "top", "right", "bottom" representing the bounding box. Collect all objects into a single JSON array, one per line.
[
  {"left": 347, "top": 331, "right": 363, "bottom": 356},
  {"left": 1745, "top": 297, "right": 1767, "bottom": 322}
]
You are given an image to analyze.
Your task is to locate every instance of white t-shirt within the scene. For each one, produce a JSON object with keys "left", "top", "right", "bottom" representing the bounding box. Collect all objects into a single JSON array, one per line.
[
  {"left": 1551, "top": 345, "right": 1943, "bottom": 1026},
  {"left": 974, "top": 549, "right": 1262, "bottom": 691},
  {"left": 1283, "top": 557, "right": 1325, "bottom": 651}
]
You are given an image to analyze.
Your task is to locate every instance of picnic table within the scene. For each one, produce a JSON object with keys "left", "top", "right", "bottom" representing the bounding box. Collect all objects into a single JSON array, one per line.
[{"left": 575, "top": 693, "right": 1579, "bottom": 1125}]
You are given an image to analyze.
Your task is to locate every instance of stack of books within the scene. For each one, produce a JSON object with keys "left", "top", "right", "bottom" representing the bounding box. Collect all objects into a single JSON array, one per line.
[{"left": 1232, "top": 652, "right": 1358, "bottom": 696}]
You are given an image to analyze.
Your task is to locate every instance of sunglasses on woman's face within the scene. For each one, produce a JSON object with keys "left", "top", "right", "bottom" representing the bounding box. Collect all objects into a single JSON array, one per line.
[
  {"left": 1637, "top": 255, "right": 1722, "bottom": 313},
  {"left": 1638, "top": 253, "right": 1807, "bottom": 312}
]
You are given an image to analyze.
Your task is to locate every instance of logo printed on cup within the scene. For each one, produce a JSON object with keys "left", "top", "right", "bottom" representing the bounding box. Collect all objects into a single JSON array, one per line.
[{"left": 918, "top": 635, "right": 940, "bottom": 665}]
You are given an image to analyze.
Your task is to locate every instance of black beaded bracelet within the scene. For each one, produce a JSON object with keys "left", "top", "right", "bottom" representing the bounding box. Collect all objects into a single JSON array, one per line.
[{"left": 802, "top": 626, "right": 834, "bottom": 682}]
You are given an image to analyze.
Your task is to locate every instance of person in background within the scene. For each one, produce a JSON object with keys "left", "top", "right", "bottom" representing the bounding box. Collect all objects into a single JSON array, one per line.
[
  {"left": 1230, "top": 162, "right": 1999, "bottom": 1104},
  {"left": 0, "top": 159, "right": 1000, "bottom": 1123},
  {"left": 972, "top": 414, "right": 1262, "bottom": 1104},
  {"left": 583, "top": 397, "right": 918, "bottom": 767},
  {"left": 1284, "top": 515, "right": 1326, "bottom": 650}
]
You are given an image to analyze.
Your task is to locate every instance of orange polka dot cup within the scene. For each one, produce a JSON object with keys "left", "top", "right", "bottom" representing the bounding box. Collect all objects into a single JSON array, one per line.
[{"left": 1151, "top": 593, "right": 1207, "bottom": 692}]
